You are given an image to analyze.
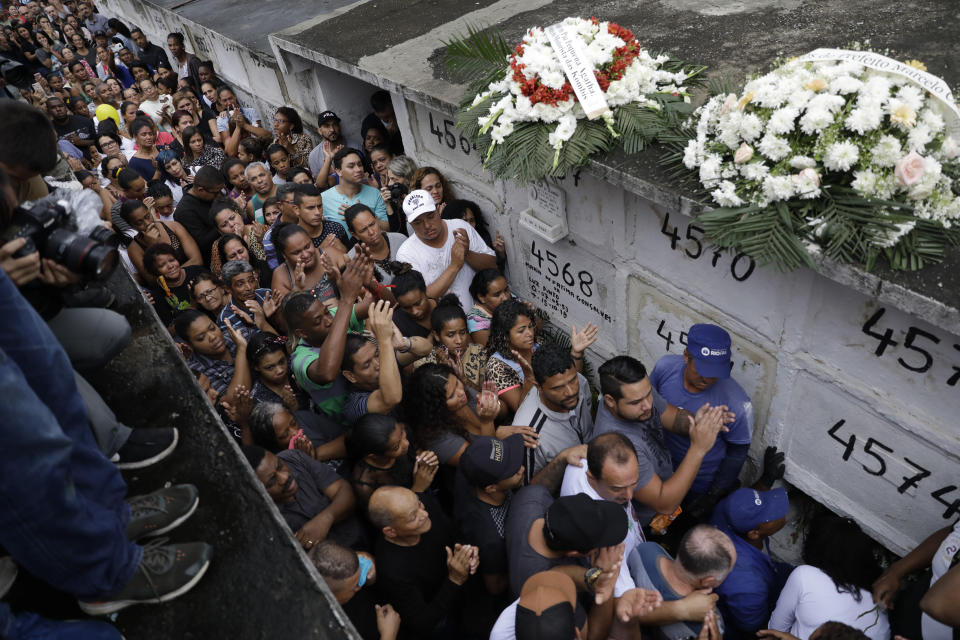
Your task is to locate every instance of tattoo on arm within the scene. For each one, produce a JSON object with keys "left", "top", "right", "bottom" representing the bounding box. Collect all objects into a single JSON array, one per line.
[
  {"left": 673, "top": 409, "right": 694, "bottom": 435},
  {"left": 530, "top": 455, "right": 568, "bottom": 496}
]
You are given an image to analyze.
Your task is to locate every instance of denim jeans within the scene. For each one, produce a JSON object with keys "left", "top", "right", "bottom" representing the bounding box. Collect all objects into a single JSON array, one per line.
[{"left": 0, "top": 271, "right": 141, "bottom": 600}]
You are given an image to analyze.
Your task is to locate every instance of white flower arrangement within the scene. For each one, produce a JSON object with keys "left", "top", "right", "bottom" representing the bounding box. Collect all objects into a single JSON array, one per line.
[
  {"left": 679, "top": 52, "right": 960, "bottom": 271},
  {"left": 449, "top": 17, "right": 702, "bottom": 182}
]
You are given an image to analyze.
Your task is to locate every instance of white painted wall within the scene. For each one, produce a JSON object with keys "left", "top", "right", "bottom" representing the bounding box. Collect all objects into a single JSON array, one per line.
[
  {"left": 99, "top": 0, "right": 960, "bottom": 555},
  {"left": 402, "top": 101, "right": 960, "bottom": 555}
]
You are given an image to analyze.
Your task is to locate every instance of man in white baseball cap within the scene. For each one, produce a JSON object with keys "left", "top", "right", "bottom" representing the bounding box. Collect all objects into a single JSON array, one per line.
[{"left": 395, "top": 189, "right": 496, "bottom": 312}]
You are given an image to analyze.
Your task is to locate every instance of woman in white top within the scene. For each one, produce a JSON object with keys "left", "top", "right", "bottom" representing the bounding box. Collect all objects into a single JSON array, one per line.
[{"left": 769, "top": 515, "right": 890, "bottom": 640}]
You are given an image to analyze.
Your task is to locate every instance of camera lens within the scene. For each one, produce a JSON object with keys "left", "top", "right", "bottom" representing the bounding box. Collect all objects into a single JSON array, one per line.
[
  {"left": 45, "top": 229, "right": 119, "bottom": 279},
  {"left": 87, "top": 225, "right": 120, "bottom": 247}
]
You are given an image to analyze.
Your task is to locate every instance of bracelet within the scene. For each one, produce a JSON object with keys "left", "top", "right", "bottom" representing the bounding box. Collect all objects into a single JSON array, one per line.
[
  {"left": 571, "top": 352, "right": 583, "bottom": 360},
  {"left": 398, "top": 337, "right": 412, "bottom": 353}
]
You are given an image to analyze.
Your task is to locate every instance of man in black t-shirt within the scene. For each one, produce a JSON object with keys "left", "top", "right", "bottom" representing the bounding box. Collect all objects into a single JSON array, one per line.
[
  {"left": 369, "top": 486, "right": 478, "bottom": 639},
  {"left": 456, "top": 434, "right": 525, "bottom": 596},
  {"left": 243, "top": 445, "right": 359, "bottom": 549},
  {"left": 47, "top": 97, "right": 96, "bottom": 159},
  {"left": 174, "top": 166, "right": 224, "bottom": 263}
]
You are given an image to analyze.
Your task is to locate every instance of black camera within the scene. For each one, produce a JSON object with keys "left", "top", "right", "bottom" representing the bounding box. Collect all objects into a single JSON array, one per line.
[
  {"left": 387, "top": 182, "right": 408, "bottom": 202},
  {"left": 2, "top": 201, "right": 118, "bottom": 279}
]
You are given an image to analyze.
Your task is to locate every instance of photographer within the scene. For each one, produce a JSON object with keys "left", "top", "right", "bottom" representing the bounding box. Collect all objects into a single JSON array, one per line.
[
  {"left": 379, "top": 154, "right": 416, "bottom": 235},
  {"left": 0, "top": 101, "right": 175, "bottom": 465}
]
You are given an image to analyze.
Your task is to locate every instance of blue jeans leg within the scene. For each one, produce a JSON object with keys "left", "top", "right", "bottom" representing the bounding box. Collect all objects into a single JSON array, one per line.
[
  {"left": 0, "top": 275, "right": 128, "bottom": 518},
  {"left": 0, "top": 272, "right": 140, "bottom": 599}
]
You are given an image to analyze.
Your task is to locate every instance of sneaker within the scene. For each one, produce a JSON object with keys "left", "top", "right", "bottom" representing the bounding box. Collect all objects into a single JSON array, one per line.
[
  {"left": 125, "top": 484, "right": 199, "bottom": 541},
  {"left": 112, "top": 427, "right": 179, "bottom": 470},
  {"left": 78, "top": 538, "right": 212, "bottom": 616},
  {"left": 0, "top": 556, "right": 17, "bottom": 599}
]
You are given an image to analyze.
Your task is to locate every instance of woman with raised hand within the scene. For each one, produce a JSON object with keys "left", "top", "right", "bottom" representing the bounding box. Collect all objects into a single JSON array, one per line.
[
  {"left": 410, "top": 294, "right": 487, "bottom": 392},
  {"left": 270, "top": 223, "right": 338, "bottom": 304},
  {"left": 344, "top": 413, "right": 437, "bottom": 510},
  {"left": 272, "top": 106, "right": 312, "bottom": 168}
]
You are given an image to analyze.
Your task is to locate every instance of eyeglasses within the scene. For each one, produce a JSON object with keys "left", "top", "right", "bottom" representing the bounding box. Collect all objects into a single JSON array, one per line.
[{"left": 194, "top": 288, "right": 219, "bottom": 301}]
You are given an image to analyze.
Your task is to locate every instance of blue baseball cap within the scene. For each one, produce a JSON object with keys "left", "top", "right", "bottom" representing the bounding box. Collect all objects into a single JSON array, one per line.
[
  {"left": 687, "top": 324, "right": 732, "bottom": 379},
  {"left": 715, "top": 487, "right": 789, "bottom": 534}
]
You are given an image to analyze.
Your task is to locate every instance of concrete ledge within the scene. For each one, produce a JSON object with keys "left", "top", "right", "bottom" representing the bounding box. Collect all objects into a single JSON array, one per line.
[{"left": 86, "top": 269, "right": 359, "bottom": 639}]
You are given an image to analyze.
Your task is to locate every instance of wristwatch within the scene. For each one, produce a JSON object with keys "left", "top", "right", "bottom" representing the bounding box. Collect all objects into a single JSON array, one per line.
[{"left": 584, "top": 566, "right": 602, "bottom": 594}]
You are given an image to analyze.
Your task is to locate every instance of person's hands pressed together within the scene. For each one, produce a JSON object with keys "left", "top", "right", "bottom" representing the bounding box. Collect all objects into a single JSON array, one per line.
[
  {"left": 446, "top": 544, "right": 477, "bottom": 585},
  {"left": 411, "top": 450, "right": 439, "bottom": 492},
  {"left": 677, "top": 589, "right": 718, "bottom": 622}
]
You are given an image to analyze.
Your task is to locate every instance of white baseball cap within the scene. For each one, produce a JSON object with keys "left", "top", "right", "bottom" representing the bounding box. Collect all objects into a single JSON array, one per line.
[{"left": 402, "top": 189, "right": 436, "bottom": 222}]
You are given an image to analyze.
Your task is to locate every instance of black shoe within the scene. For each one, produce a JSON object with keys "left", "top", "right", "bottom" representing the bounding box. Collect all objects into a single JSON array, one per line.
[
  {"left": 112, "top": 428, "right": 178, "bottom": 470},
  {"left": 126, "top": 484, "right": 199, "bottom": 541},
  {"left": 78, "top": 538, "right": 212, "bottom": 616}
]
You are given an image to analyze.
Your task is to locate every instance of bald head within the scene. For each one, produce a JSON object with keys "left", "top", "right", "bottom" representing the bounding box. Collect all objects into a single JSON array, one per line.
[
  {"left": 368, "top": 486, "right": 431, "bottom": 541},
  {"left": 676, "top": 524, "right": 736, "bottom": 587}
]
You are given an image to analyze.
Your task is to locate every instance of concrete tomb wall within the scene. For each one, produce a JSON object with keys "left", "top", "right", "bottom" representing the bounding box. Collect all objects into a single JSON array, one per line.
[{"left": 100, "top": 0, "right": 960, "bottom": 561}]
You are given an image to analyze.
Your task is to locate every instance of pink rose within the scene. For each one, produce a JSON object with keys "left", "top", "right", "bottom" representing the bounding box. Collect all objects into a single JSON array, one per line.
[
  {"left": 733, "top": 143, "right": 754, "bottom": 164},
  {"left": 894, "top": 151, "right": 926, "bottom": 186},
  {"left": 798, "top": 167, "right": 820, "bottom": 187}
]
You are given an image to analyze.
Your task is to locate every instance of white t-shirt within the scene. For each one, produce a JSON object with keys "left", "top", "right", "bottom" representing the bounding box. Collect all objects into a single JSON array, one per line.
[
  {"left": 489, "top": 599, "right": 518, "bottom": 640},
  {"left": 560, "top": 460, "right": 643, "bottom": 597},
  {"left": 922, "top": 520, "right": 960, "bottom": 640},
  {"left": 768, "top": 565, "right": 890, "bottom": 640},
  {"left": 395, "top": 218, "right": 494, "bottom": 312}
]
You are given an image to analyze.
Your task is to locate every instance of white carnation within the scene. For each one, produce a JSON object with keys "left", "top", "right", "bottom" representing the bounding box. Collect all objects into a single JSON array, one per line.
[
  {"left": 845, "top": 106, "right": 883, "bottom": 134},
  {"left": 711, "top": 180, "right": 744, "bottom": 207},
  {"left": 699, "top": 154, "right": 723, "bottom": 184},
  {"left": 758, "top": 133, "right": 791, "bottom": 161},
  {"left": 920, "top": 108, "right": 945, "bottom": 132},
  {"left": 871, "top": 135, "right": 902, "bottom": 167},
  {"left": 851, "top": 169, "right": 879, "bottom": 197},
  {"left": 907, "top": 123, "right": 935, "bottom": 151},
  {"left": 823, "top": 141, "right": 860, "bottom": 171},
  {"left": 741, "top": 162, "right": 770, "bottom": 181},
  {"left": 897, "top": 85, "right": 924, "bottom": 112},
  {"left": 739, "top": 113, "right": 764, "bottom": 141},
  {"left": 789, "top": 155, "right": 817, "bottom": 169},
  {"left": 767, "top": 107, "right": 799, "bottom": 135},
  {"left": 799, "top": 108, "right": 834, "bottom": 135},
  {"left": 762, "top": 175, "right": 796, "bottom": 202},
  {"left": 861, "top": 75, "right": 892, "bottom": 100},
  {"left": 548, "top": 115, "right": 577, "bottom": 148},
  {"left": 830, "top": 75, "right": 863, "bottom": 94}
]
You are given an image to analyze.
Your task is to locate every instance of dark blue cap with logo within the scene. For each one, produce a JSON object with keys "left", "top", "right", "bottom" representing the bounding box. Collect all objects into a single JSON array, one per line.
[
  {"left": 459, "top": 435, "right": 524, "bottom": 488},
  {"left": 687, "top": 323, "right": 732, "bottom": 379},
  {"left": 714, "top": 487, "right": 789, "bottom": 534}
]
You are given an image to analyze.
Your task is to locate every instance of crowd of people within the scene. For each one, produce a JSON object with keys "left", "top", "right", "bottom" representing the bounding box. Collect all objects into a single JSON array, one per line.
[{"left": 0, "top": 1, "right": 957, "bottom": 639}]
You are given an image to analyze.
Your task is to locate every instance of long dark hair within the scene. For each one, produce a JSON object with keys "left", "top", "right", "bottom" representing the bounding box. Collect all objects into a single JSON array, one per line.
[
  {"left": 802, "top": 515, "right": 882, "bottom": 602},
  {"left": 486, "top": 299, "right": 534, "bottom": 359},
  {"left": 403, "top": 363, "right": 467, "bottom": 447},
  {"left": 442, "top": 199, "right": 493, "bottom": 247}
]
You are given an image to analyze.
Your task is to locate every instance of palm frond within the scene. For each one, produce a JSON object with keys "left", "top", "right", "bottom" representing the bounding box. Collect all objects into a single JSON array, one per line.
[{"left": 443, "top": 24, "right": 512, "bottom": 95}]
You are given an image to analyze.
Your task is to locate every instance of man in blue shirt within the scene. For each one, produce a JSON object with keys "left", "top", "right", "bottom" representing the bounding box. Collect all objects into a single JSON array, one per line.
[
  {"left": 321, "top": 147, "right": 388, "bottom": 232},
  {"left": 650, "top": 324, "right": 753, "bottom": 519},
  {"left": 711, "top": 487, "right": 792, "bottom": 639},
  {"left": 625, "top": 524, "right": 735, "bottom": 639}
]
